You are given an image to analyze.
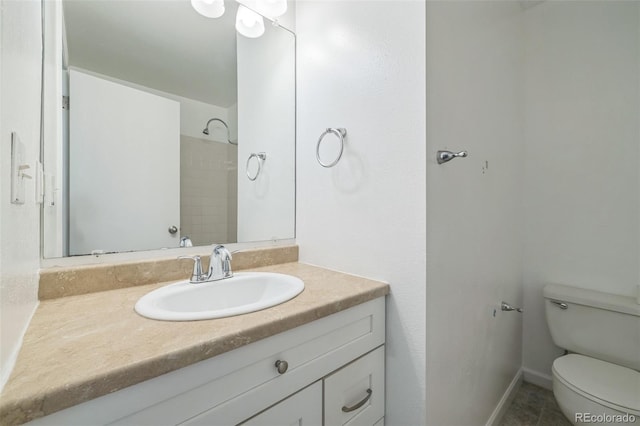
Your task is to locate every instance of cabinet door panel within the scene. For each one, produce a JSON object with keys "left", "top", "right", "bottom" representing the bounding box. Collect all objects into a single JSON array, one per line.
[
  {"left": 240, "top": 381, "right": 322, "bottom": 426},
  {"left": 324, "top": 346, "right": 385, "bottom": 426}
]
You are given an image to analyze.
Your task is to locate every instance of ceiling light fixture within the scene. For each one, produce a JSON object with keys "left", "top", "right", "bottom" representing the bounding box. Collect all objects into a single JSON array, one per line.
[
  {"left": 235, "top": 5, "right": 265, "bottom": 38},
  {"left": 191, "top": 0, "right": 225, "bottom": 18}
]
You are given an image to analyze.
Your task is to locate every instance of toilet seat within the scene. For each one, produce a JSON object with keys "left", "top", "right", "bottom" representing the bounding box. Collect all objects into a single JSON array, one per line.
[{"left": 552, "top": 354, "right": 640, "bottom": 416}]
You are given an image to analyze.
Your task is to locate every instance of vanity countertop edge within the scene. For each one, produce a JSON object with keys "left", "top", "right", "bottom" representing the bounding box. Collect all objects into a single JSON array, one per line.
[{"left": 0, "top": 262, "right": 389, "bottom": 425}]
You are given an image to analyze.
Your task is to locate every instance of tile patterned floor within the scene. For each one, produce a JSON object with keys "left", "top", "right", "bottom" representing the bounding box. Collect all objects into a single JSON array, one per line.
[{"left": 499, "top": 382, "right": 573, "bottom": 426}]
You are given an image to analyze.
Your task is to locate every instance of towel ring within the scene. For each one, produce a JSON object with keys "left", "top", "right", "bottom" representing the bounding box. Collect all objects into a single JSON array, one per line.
[
  {"left": 316, "top": 128, "right": 347, "bottom": 168},
  {"left": 246, "top": 152, "right": 266, "bottom": 181}
]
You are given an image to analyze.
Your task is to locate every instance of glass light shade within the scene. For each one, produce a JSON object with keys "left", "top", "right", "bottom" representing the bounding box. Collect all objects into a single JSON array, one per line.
[
  {"left": 236, "top": 5, "right": 265, "bottom": 38},
  {"left": 257, "top": 0, "right": 287, "bottom": 19},
  {"left": 191, "top": 0, "right": 225, "bottom": 18}
]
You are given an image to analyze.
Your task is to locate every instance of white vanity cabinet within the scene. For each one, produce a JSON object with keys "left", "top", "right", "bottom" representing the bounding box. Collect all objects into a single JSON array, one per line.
[
  {"left": 240, "top": 382, "right": 323, "bottom": 426},
  {"left": 238, "top": 343, "right": 385, "bottom": 426},
  {"left": 29, "top": 298, "right": 385, "bottom": 426}
]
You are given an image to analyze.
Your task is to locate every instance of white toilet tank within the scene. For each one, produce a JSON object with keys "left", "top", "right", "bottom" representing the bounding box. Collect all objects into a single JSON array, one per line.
[{"left": 544, "top": 283, "right": 640, "bottom": 371}]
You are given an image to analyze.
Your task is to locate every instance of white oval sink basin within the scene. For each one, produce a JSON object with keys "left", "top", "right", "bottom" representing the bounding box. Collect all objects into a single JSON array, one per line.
[{"left": 135, "top": 272, "right": 304, "bottom": 321}]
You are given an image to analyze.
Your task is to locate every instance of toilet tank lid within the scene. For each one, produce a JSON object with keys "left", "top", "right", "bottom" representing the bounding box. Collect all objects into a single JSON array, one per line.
[
  {"left": 543, "top": 284, "right": 640, "bottom": 316},
  {"left": 553, "top": 354, "right": 640, "bottom": 413}
]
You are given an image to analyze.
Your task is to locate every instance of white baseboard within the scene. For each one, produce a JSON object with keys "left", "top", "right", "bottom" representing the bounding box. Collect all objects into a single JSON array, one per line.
[
  {"left": 522, "top": 367, "right": 553, "bottom": 390},
  {"left": 485, "top": 369, "right": 523, "bottom": 426}
]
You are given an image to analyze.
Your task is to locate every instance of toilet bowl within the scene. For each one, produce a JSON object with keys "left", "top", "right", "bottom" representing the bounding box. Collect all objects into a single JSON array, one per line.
[
  {"left": 544, "top": 284, "right": 640, "bottom": 425},
  {"left": 552, "top": 354, "right": 639, "bottom": 425}
]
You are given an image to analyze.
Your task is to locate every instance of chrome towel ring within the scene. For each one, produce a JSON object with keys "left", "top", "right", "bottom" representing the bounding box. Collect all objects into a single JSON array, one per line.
[
  {"left": 316, "top": 128, "right": 347, "bottom": 168},
  {"left": 246, "top": 152, "right": 266, "bottom": 181}
]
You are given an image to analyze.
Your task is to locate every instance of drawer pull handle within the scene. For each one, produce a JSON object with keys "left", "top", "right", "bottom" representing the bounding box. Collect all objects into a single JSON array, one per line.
[
  {"left": 341, "top": 389, "right": 372, "bottom": 413},
  {"left": 275, "top": 360, "right": 288, "bottom": 374}
]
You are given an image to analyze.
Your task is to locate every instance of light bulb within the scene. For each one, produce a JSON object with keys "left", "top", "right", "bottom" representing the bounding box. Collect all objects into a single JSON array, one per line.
[
  {"left": 191, "top": 0, "right": 225, "bottom": 18},
  {"left": 236, "top": 5, "right": 265, "bottom": 38},
  {"left": 257, "top": 0, "right": 287, "bottom": 19}
]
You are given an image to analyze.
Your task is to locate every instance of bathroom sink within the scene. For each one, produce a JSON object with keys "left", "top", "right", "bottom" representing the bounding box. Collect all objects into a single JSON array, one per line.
[{"left": 134, "top": 272, "right": 304, "bottom": 321}]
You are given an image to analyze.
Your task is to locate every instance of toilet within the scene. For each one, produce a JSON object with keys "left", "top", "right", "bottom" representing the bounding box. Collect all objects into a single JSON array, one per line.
[{"left": 544, "top": 283, "right": 640, "bottom": 425}]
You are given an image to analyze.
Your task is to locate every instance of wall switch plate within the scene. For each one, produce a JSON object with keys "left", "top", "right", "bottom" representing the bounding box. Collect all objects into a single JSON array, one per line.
[{"left": 10, "top": 132, "right": 32, "bottom": 204}]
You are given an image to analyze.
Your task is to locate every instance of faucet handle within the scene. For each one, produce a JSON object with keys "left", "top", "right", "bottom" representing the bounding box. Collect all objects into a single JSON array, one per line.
[
  {"left": 178, "top": 255, "right": 204, "bottom": 283},
  {"left": 213, "top": 245, "right": 232, "bottom": 259},
  {"left": 212, "top": 245, "right": 233, "bottom": 279}
]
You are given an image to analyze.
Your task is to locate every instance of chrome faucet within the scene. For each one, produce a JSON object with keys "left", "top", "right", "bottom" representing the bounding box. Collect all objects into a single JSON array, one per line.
[
  {"left": 208, "top": 245, "right": 233, "bottom": 281},
  {"left": 178, "top": 245, "right": 233, "bottom": 284},
  {"left": 179, "top": 236, "right": 193, "bottom": 247}
]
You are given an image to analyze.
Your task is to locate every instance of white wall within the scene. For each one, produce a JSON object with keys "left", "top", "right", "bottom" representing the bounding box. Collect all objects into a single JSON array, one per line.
[
  {"left": 237, "top": 24, "right": 295, "bottom": 242},
  {"left": 522, "top": 1, "right": 640, "bottom": 383},
  {"left": 295, "top": 2, "right": 426, "bottom": 424},
  {"left": 179, "top": 97, "right": 231, "bottom": 143},
  {"left": 0, "top": 0, "right": 42, "bottom": 389},
  {"left": 426, "top": 2, "right": 525, "bottom": 424}
]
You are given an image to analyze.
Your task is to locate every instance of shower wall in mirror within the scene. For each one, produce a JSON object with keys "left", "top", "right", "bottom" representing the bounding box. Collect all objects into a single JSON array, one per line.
[{"left": 42, "top": 0, "right": 295, "bottom": 257}]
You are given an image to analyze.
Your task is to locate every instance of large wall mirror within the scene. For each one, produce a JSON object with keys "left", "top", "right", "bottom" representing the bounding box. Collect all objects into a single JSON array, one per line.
[{"left": 41, "top": 0, "right": 295, "bottom": 258}]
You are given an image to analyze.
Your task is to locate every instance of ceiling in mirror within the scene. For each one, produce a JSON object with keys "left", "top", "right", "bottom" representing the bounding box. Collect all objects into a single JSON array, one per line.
[{"left": 63, "top": 0, "right": 238, "bottom": 106}]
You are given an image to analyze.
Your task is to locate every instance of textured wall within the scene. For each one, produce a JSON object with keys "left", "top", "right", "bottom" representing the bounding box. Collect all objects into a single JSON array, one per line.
[
  {"left": 295, "top": 2, "right": 427, "bottom": 424},
  {"left": 0, "top": 0, "right": 42, "bottom": 389},
  {"left": 426, "top": 1, "right": 525, "bottom": 424},
  {"left": 522, "top": 1, "right": 640, "bottom": 384}
]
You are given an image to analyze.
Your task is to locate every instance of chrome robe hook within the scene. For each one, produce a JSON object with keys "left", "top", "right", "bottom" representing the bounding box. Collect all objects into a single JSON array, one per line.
[{"left": 437, "top": 150, "right": 468, "bottom": 164}]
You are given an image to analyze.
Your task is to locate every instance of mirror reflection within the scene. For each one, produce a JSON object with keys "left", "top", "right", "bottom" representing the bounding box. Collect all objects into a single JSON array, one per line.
[{"left": 42, "top": 0, "right": 295, "bottom": 258}]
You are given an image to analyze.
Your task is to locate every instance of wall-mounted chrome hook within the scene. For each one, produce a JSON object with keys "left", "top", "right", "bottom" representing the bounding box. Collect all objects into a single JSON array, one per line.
[
  {"left": 501, "top": 301, "right": 523, "bottom": 313},
  {"left": 437, "top": 150, "right": 468, "bottom": 164}
]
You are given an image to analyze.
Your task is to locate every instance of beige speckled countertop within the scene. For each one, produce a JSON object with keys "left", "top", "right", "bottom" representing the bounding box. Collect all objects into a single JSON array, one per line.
[{"left": 0, "top": 262, "right": 389, "bottom": 425}]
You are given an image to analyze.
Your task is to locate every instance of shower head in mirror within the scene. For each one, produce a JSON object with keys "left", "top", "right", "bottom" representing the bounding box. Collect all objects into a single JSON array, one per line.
[{"left": 203, "top": 117, "right": 237, "bottom": 145}]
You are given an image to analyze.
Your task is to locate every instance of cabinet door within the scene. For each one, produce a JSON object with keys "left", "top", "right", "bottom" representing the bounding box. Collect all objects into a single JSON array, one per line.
[
  {"left": 241, "top": 381, "right": 322, "bottom": 426},
  {"left": 324, "top": 346, "right": 385, "bottom": 426}
]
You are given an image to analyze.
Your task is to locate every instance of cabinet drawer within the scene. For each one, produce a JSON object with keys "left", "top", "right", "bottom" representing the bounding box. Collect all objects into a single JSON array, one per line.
[
  {"left": 240, "top": 381, "right": 322, "bottom": 426},
  {"left": 324, "top": 346, "right": 385, "bottom": 426}
]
